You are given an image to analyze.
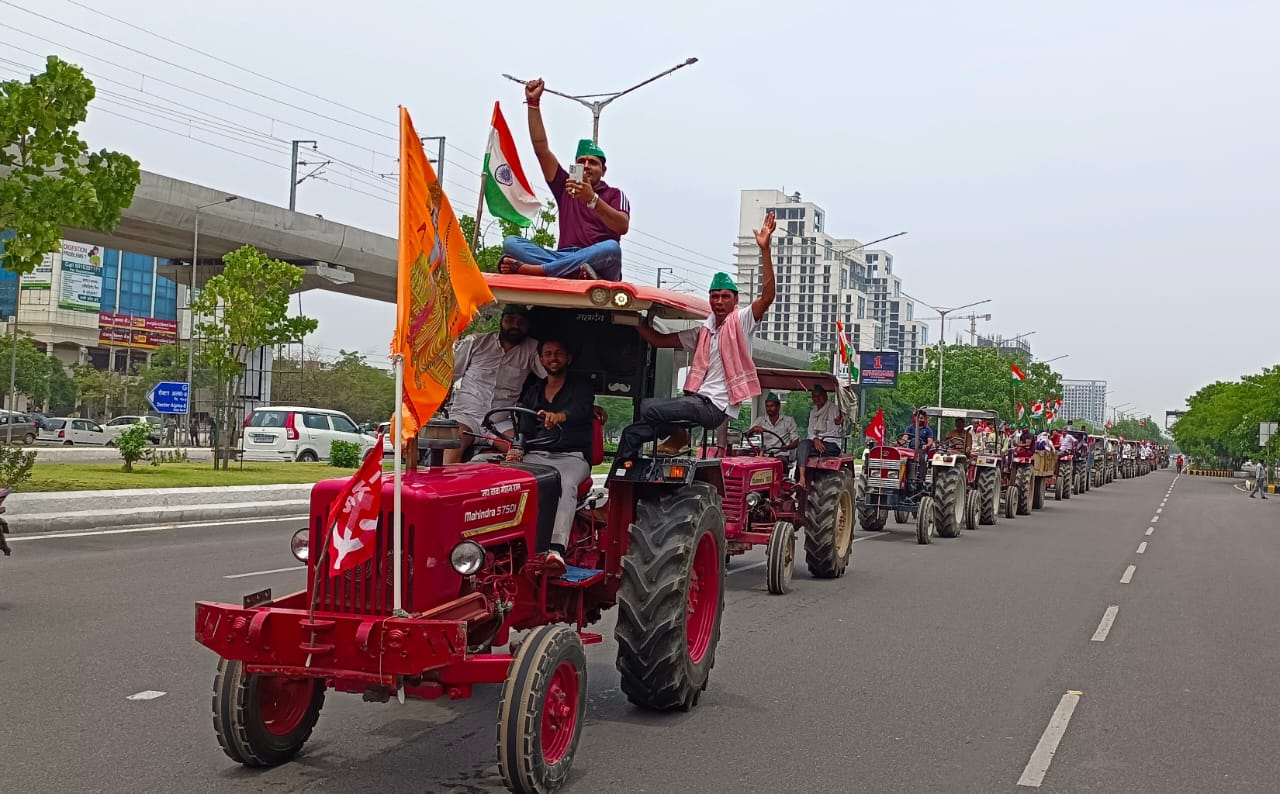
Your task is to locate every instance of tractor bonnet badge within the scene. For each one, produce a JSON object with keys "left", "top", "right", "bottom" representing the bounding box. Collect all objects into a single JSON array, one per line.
[
  {"left": 494, "top": 164, "right": 515, "bottom": 187},
  {"left": 751, "top": 470, "right": 774, "bottom": 485}
]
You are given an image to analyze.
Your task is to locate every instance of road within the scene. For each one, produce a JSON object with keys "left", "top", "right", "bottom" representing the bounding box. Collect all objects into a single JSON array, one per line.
[{"left": 1, "top": 469, "right": 1275, "bottom": 793}]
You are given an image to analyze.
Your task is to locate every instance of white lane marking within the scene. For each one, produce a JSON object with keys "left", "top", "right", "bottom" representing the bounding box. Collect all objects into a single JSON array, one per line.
[
  {"left": 1151, "top": 515, "right": 1160, "bottom": 523},
  {"left": 1145, "top": 527, "right": 1154, "bottom": 536},
  {"left": 1017, "top": 691, "right": 1083, "bottom": 787},
  {"left": 1156, "top": 507, "right": 1163, "bottom": 514},
  {"left": 727, "top": 532, "right": 883, "bottom": 576},
  {"left": 126, "top": 690, "right": 167, "bottom": 701},
  {"left": 1091, "top": 606, "right": 1119, "bottom": 642},
  {"left": 9, "top": 515, "right": 308, "bottom": 543},
  {"left": 1121, "top": 564, "right": 1136, "bottom": 584},
  {"left": 1136, "top": 542, "right": 1147, "bottom": 554},
  {"left": 225, "top": 565, "right": 305, "bottom": 579}
]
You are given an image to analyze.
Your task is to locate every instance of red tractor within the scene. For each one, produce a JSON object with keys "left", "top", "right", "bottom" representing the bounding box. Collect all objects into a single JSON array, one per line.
[
  {"left": 194, "top": 276, "right": 731, "bottom": 793},
  {"left": 716, "top": 369, "right": 857, "bottom": 594}
]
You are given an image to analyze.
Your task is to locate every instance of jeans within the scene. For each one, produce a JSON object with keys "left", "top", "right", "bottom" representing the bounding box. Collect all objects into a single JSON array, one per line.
[
  {"left": 1250, "top": 477, "right": 1267, "bottom": 497},
  {"left": 522, "top": 450, "right": 591, "bottom": 549},
  {"left": 615, "top": 395, "right": 726, "bottom": 462},
  {"left": 502, "top": 236, "right": 623, "bottom": 280},
  {"left": 796, "top": 439, "right": 841, "bottom": 474}
]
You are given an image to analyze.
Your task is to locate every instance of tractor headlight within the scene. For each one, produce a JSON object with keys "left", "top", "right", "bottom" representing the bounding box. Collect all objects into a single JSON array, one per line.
[
  {"left": 589, "top": 286, "right": 611, "bottom": 306},
  {"left": 611, "top": 289, "right": 633, "bottom": 308},
  {"left": 745, "top": 492, "right": 762, "bottom": 508},
  {"left": 290, "top": 528, "right": 309, "bottom": 562},
  {"left": 449, "top": 540, "right": 485, "bottom": 576}
]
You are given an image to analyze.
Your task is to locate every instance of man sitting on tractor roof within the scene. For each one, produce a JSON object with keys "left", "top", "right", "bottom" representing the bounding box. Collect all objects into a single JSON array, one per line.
[
  {"left": 614, "top": 212, "right": 777, "bottom": 463},
  {"left": 499, "top": 78, "right": 628, "bottom": 281},
  {"left": 897, "top": 410, "right": 936, "bottom": 451},
  {"left": 749, "top": 392, "right": 798, "bottom": 466},
  {"left": 796, "top": 383, "right": 842, "bottom": 487},
  {"left": 505, "top": 337, "right": 596, "bottom": 574}
]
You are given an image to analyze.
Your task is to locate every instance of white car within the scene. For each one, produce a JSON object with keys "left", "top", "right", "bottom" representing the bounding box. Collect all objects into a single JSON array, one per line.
[
  {"left": 38, "top": 418, "right": 110, "bottom": 446},
  {"left": 377, "top": 421, "right": 395, "bottom": 456},
  {"left": 240, "top": 406, "right": 378, "bottom": 462},
  {"left": 102, "top": 415, "right": 162, "bottom": 445}
]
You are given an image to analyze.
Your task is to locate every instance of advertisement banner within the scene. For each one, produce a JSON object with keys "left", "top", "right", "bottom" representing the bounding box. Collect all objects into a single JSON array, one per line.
[
  {"left": 56, "top": 240, "right": 103, "bottom": 311},
  {"left": 858, "top": 350, "right": 900, "bottom": 388},
  {"left": 20, "top": 250, "right": 55, "bottom": 290},
  {"left": 97, "top": 312, "right": 179, "bottom": 351}
]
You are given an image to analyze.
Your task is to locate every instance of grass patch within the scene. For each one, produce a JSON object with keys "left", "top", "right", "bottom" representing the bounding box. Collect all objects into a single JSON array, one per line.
[{"left": 24, "top": 462, "right": 356, "bottom": 492}]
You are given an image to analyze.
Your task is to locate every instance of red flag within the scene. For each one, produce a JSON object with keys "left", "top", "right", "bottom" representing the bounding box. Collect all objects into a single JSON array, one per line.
[
  {"left": 865, "top": 408, "right": 886, "bottom": 446},
  {"left": 1010, "top": 364, "right": 1026, "bottom": 382},
  {"left": 1045, "top": 410, "right": 1055, "bottom": 421},
  {"left": 324, "top": 437, "right": 386, "bottom": 576}
]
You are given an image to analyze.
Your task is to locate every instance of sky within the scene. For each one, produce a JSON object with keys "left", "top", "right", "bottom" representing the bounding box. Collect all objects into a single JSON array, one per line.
[{"left": 3, "top": 0, "right": 1277, "bottom": 425}]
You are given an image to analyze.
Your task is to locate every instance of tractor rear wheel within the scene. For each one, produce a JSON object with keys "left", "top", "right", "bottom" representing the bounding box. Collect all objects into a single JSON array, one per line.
[
  {"left": 964, "top": 490, "right": 980, "bottom": 530},
  {"left": 932, "top": 466, "right": 966, "bottom": 539},
  {"left": 915, "top": 496, "right": 936, "bottom": 545},
  {"left": 615, "top": 482, "right": 725, "bottom": 712},
  {"left": 1016, "top": 466, "right": 1032, "bottom": 515},
  {"left": 977, "top": 468, "right": 999, "bottom": 525},
  {"left": 211, "top": 659, "right": 324, "bottom": 767},
  {"left": 856, "top": 471, "right": 887, "bottom": 531},
  {"left": 1004, "top": 484, "right": 1018, "bottom": 519},
  {"left": 1033, "top": 477, "right": 1047, "bottom": 510},
  {"left": 766, "top": 520, "right": 795, "bottom": 594},
  {"left": 804, "top": 471, "right": 854, "bottom": 579},
  {"left": 497, "top": 624, "right": 587, "bottom": 794}
]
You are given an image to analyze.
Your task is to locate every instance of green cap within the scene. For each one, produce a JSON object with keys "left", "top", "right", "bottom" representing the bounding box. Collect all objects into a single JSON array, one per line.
[
  {"left": 810, "top": 384, "right": 827, "bottom": 394},
  {"left": 709, "top": 272, "right": 739, "bottom": 293},
  {"left": 575, "top": 139, "right": 606, "bottom": 163},
  {"left": 501, "top": 304, "right": 529, "bottom": 315},
  {"left": 764, "top": 392, "right": 781, "bottom": 403}
]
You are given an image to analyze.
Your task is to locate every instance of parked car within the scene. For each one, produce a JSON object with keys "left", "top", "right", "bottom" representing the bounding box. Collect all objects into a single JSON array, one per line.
[
  {"left": 103, "top": 415, "right": 162, "bottom": 445},
  {"left": 376, "top": 421, "right": 395, "bottom": 456},
  {"left": 0, "top": 413, "right": 42, "bottom": 445},
  {"left": 240, "top": 406, "right": 377, "bottom": 462},
  {"left": 38, "top": 418, "right": 110, "bottom": 446}
]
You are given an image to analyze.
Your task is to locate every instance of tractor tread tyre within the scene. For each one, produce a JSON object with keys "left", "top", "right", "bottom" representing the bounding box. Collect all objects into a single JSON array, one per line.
[
  {"left": 965, "top": 490, "right": 980, "bottom": 530},
  {"left": 1016, "top": 466, "right": 1032, "bottom": 515},
  {"left": 1004, "top": 485, "right": 1018, "bottom": 519},
  {"left": 894, "top": 509, "right": 911, "bottom": 525},
  {"left": 615, "top": 482, "right": 725, "bottom": 712},
  {"left": 977, "top": 468, "right": 999, "bottom": 525},
  {"left": 856, "top": 472, "right": 887, "bottom": 532},
  {"left": 212, "top": 659, "right": 324, "bottom": 767},
  {"left": 766, "top": 520, "right": 795, "bottom": 594},
  {"left": 804, "top": 471, "right": 854, "bottom": 579},
  {"left": 916, "top": 496, "right": 936, "bottom": 545},
  {"left": 1033, "top": 477, "right": 1047, "bottom": 510},
  {"left": 933, "top": 466, "right": 965, "bottom": 538},
  {"left": 497, "top": 624, "right": 587, "bottom": 794}
]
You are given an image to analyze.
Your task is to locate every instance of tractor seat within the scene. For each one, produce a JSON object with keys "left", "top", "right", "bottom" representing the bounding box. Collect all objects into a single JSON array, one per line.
[{"left": 576, "top": 413, "right": 606, "bottom": 502}]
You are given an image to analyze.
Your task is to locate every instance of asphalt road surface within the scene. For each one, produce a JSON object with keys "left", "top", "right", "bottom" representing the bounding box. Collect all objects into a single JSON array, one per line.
[{"left": 2, "top": 469, "right": 1275, "bottom": 793}]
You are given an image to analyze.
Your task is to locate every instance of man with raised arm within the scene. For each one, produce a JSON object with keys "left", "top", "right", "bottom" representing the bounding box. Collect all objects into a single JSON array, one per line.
[
  {"left": 499, "top": 78, "right": 630, "bottom": 281},
  {"left": 613, "top": 212, "right": 776, "bottom": 463}
]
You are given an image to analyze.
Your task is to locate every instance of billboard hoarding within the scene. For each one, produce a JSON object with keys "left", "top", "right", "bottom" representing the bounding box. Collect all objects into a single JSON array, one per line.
[
  {"left": 97, "top": 312, "right": 179, "bottom": 351},
  {"left": 858, "top": 350, "right": 900, "bottom": 388}
]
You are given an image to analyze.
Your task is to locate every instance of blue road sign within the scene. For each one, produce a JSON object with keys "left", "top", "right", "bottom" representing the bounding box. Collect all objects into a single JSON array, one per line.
[{"left": 147, "top": 381, "right": 190, "bottom": 414}]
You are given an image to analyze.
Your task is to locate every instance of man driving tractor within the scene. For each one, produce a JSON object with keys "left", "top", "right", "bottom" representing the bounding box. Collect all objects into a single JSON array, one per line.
[
  {"left": 898, "top": 410, "right": 936, "bottom": 451},
  {"left": 748, "top": 392, "right": 799, "bottom": 466},
  {"left": 942, "top": 417, "right": 972, "bottom": 452}
]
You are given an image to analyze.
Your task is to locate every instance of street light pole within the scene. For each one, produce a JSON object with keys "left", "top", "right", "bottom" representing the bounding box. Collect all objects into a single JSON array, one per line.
[
  {"left": 904, "top": 294, "right": 992, "bottom": 407},
  {"left": 188, "top": 196, "right": 238, "bottom": 443},
  {"left": 504, "top": 58, "right": 699, "bottom": 143}
]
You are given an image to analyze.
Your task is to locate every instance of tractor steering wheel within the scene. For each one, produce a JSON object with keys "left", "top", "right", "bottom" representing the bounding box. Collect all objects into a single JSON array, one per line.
[
  {"left": 481, "top": 407, "right": 561, "bottom": 452},
  {"left": 746, "top": 428, "right": 787, "bottom": 457}
]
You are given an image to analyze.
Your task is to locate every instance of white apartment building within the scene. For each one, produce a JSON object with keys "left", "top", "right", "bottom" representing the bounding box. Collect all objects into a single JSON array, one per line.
[{"left": 1062, "top": 379, "right": 1108, "bottom": 428}]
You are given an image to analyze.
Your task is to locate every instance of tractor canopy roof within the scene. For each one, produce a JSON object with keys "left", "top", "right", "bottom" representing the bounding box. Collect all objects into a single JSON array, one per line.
[
  {"left": 920, "top": 407, "right": 1000, "bottom": 422},
  {"left": 483, "top": 273, "right": 709, "bottom": 321},
  {"left": 756, "top": 368, "right": 843, "bottom": 393}
]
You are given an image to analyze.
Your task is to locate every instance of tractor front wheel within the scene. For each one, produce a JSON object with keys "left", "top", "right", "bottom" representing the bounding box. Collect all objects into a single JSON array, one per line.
[
  {"left": 766, "top": 520, "right": 795, "bottom": 594},
  {"left": 615, "top": 482, "right": 725, "bottom": 712},
  {"left": 894, "top": 509, "right": 911, "bottom": 525},
  {"left": 497, "top": 624, "right": 587, "bottom": 794},
  {"left": 1033, "top": 477, "right": 1047, "bottom": 510},
  {"left": 804, "top": 470, "right": 854, "bottom": 579},
  {"left": 1016, "top": 466, "right": 1032, "bottom": 515},
  {"left": 212, "top": 659, "right": 324, "bottom": 767},
  {"left": 1004, "top": 484, "right": 1018, "bottom": 519},
  {"left": 977, "top": 468, "right": 999, "bottom": 525},
  {"left": 916, "top": 496, "right": 936, "bottom": 545},
  {"left": 964, "top": 490, "right": 980, "bottom": 530},
  {"left": 932, "top": 466, "right": 966, "bottom": 539},
  {"left": 855, "top": 471, "right": 887, "bottom": 531}
]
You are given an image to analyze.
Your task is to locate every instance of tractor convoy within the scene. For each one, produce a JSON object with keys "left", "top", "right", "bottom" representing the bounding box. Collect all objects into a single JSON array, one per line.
[{"left": 192, "top": 275, "right": 1165, "bottom": 793}]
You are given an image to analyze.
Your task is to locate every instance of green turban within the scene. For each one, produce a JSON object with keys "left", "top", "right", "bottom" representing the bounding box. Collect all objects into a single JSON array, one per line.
[
  {"left": 575, "top": 139, "right": 606, "bottom": 163},
  {"left": 501, "top": 304, "right": 529, "bottom": 315},
  {"left": 764, "top": 392, "right": 781, "bottom": 404},
  {"left": 709, "top": 272, "right": 739, "bottom": 293}
]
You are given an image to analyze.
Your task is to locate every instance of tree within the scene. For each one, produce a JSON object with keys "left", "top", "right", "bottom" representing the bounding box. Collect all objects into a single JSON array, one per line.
[
  {"left": 0, "top": 333, "right": 72, "bottom": 410},
  {"left": 192, "top": 245, "right": 317, "bottom": 469},
  {"left": 1172, "top": 367, "right": 1280, "bottom": 467},
  {"left": 270, "top": 350, "right": 395, "bottom": 426},
  {"left": 0, "top": 56, "right": 140, "bottom": 277},
  {"left": 892, "top": 344, "right": 1063, "bottom": 425},
  {"left": 71, "top": 364, "right": 123, "bottom": 420}
]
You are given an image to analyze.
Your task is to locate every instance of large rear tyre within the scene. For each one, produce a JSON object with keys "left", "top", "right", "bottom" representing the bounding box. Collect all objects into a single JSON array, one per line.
[
  {"left": 1004, "top": 484, "right": 1018, "bottom": 519},
  {"left": 212, "top": 659, "right": 324, "bottom": 767},
  {"left": 498, "top": 624, "right": 587, "bottom": 794},
  {"left": 915, "top": 496, "right": 936, "bottom": 545},
  {"left": 804, "top": 470, "right": 853, "bottom": 579},
  {"left": 1032, "top": 477, "right": 1047, "bottom": 510},
  {"left": 615, "top": 482, "right": 725, "bottom": 712},
  {"left": 977, "top": 468, "right": 999, "bottom": 525},
  {"left": 933, "top": 466, "right": 966, "bottom": 539},
  {"left": 766, "top": 520, "right": 795, "bottom": 594},
  {"left": 856, "top": 471, "right": 887, "bottom": 531},
  {"left": 1016, "top": 466, "right": 1032, "bottom": 515}
]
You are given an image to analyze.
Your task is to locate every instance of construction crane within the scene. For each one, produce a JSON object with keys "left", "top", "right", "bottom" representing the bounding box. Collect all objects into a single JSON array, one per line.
[{"left": 915, "top": 312, "right": 992, "bottom": 345}]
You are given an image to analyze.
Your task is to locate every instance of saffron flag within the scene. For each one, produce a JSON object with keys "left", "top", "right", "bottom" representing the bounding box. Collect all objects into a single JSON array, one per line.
[
  {"left": 482, "top": 102, "right": 542, "bottom": 227},
  {"left": 1011, "top": 363, "right": 1026, "bottom": 382},
  {"left": 325, "top": 437, "right": 386, "bottom": 576},
  {"left": 835, "top": 320, "right": 851, "bottom": 364},
  {"left": 865, "top": 407, "right": 886, "bottom": 446},
  {"left": 394, "top": 107, "right": 494, "bottom": 443},
  {"left": 1017, "top": 402, "right": 1026, "bottom": 420}
]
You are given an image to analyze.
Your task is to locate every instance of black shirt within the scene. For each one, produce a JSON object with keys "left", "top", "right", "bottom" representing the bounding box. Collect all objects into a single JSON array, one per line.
[{"left": 517, "top": 374, "right": 595, "bottom": 459}]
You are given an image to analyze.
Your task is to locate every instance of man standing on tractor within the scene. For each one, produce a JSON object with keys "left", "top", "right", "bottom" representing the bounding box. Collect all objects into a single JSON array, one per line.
[
  {"left": 795, "top": 383, "right": 843, "bottom": 487},
  {"left": 749, "top": 392, "right": 798, "bottom": 466},
  {"left": 614, "top": 212, "right": 777, "bottom": 463},
  {"left": 445, "top": 305, "right": 545, "bottom": 464},
  {"left": 506, "top": 338, "right": 597, "bottom": 572},
  {"left": 499, "top": 78, "right": 629, "bottom": 281}
]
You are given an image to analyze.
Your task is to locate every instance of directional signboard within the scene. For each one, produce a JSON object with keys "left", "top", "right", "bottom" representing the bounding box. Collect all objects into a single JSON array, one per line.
[{"left": 147, "top": 381, "right": 190, "bottom": 415}]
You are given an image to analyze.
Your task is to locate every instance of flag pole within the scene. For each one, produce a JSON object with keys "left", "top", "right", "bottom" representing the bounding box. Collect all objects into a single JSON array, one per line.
[
  {"left": 470, "top": 171, "right": 487, "bottom": 254},
  {"left": 391, "top": 353, "right": 405, "bottom": 617}
]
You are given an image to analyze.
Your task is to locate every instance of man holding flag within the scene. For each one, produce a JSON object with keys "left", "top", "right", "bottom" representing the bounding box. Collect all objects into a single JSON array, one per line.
[{"left": 498, "top": 79, "right": 629, "bottom": 281}]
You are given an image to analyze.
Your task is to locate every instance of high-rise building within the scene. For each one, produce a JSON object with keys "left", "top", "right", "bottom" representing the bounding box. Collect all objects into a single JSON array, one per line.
[
  {"left": 1062, "top": 379, "right": 1108, "bottom": 428},
  {"left": 733, "top": 189, "right": 879, "bottom": 356}
]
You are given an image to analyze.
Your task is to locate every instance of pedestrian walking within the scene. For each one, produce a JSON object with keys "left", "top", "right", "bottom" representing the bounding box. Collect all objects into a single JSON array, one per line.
[{"left": 1249, "top": 460, "right": 1268, "bottom": 499}]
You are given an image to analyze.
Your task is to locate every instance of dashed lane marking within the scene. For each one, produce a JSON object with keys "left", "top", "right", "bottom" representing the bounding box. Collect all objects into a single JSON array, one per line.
[
  {"left": 1146, "top": 527, "right": 1154, "bottom": 536},
  {"left": 1017, "top": 691, "right": 1083, "bottom": 787},
  {"left": 224, "top": 565, "right": 306, "bottom": 579},
  {"left": 1091, "top": 606, "right": 1119, "bottom": 642},
  {"left": 1151, "top": 515, "right": 1160, "bottom": 523},
  {"left": 1121, "top": 565, "right": 1136, "bottom": 584},
  {"left": 126, "top": 690, "right": 166, "bottom": 701},
  {"left": 1137, "top": 542, "right": 1147, "bottom": 554}
]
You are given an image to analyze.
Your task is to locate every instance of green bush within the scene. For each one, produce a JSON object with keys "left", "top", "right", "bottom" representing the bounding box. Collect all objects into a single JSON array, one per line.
[
  {"left": 116, "top": 424, "right": 153, "bottom": 472},
  {"left": 0, "top": 444, "right": 37, "bottom": 489},
  {"left": 329, "top": 440, "right": 361, "bottom": 468}
]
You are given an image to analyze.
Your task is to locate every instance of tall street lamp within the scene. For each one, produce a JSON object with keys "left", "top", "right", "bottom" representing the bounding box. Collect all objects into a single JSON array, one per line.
[
  {"left": 1039, "top": 354, "right": 1070, "bottom": 365},
  {"left": 904, "top": 294, "right": 992, "bottom": 407},
  {"left": 504, "top": 58, "right": 699, "bottom": 143},
  {"left": 188, "top": 196, "right": 237, "bottom": 441}
]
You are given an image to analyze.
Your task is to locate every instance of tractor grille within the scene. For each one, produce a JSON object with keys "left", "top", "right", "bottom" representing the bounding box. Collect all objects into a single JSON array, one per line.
[
  {"left": 312, "top": 510, "right": 415, "bottom": 616},
  {"left": 722, "top": 477, "right": 744, "bottom": 524},
  {"left": 866, "top": 467, "right": 899, "bottom": 490}
]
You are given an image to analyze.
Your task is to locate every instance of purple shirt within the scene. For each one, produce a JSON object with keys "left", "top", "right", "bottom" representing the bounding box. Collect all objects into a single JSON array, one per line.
[{"left": 549, "top": 165, "right": 630, "bottom": 249}]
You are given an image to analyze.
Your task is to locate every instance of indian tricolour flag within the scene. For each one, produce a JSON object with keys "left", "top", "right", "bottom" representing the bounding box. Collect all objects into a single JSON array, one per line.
[
  {"left": 482, "top": 102, "right": 541, "bottom": 227},
  {"left": 1011, "top": 363, "right": 1026, "bottom": 382}
]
